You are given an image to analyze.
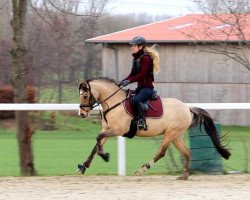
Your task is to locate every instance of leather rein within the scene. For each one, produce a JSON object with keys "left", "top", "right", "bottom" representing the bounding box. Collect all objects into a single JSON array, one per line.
[{"left": 79, "top": 82, "right": 128, "bottom": 122}]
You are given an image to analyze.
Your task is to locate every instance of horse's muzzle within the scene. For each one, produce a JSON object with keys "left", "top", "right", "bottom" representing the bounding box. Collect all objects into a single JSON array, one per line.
[
  {"left": 78, "top": 109, "right": 88, "bottom": 118},
  {"left": 80, "top": 113, "right": 87, "bottom": 118}
]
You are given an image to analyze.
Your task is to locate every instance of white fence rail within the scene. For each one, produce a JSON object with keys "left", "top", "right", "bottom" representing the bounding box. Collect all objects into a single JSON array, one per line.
[
  {"left": 1, "top": 103, "right": 250, "bottom": 176},
  {"left": 1, "top": 103, "right": 250, "bottom": 110}
]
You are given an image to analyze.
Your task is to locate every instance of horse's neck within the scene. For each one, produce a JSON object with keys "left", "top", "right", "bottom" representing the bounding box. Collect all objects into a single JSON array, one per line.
[{"left": 90, "top": 81, "right": 126, "bottom": 110}]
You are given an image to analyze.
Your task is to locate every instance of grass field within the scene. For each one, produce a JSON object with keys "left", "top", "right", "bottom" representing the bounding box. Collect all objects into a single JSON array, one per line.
[{"left": 0, "top": 112, "right": 249, "bottom": 176}]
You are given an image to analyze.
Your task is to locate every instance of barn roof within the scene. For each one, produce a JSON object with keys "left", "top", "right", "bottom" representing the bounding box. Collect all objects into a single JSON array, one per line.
[{"left": 86, "top": 14, "right": 250, "bottom": 44}]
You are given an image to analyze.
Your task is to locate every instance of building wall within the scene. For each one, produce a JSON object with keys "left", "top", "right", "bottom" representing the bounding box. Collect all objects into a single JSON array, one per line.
[{"left": 102, "top": 44, "right": 250, "bottom": 125}]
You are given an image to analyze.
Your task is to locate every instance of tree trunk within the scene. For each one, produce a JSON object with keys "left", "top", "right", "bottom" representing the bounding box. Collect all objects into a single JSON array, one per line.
[{"left": 10, "top": 0, "right": 36, "bottom": 176}]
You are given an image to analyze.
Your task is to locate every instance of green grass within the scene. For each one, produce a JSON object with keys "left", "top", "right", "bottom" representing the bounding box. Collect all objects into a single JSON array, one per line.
[
  {"left": 37, "top": 86, "right": 79, "bottom": 103},
  {"left": 0, "top": 128, "right": 181, "bottom": 176},
  {"left": 0, "top": 113, "right": 250, "bottom": 176},
  {"left": 223, "top": 126, "right": 250, "bottom": 173}
]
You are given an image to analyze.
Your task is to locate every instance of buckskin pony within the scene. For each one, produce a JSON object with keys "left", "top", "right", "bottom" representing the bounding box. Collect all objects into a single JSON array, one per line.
[{"left": 77, "top": 77, "right": 231, "bottom": 180}]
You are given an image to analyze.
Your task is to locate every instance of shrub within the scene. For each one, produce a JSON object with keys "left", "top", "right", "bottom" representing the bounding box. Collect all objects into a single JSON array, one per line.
[{"left": 0, "top": 85, "right": 36, "bottom": 118}]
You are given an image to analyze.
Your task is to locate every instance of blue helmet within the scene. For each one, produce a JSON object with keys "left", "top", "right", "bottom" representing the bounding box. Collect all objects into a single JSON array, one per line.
[{"left": 129, "top": 36, "right": 146, "bottom": 46}]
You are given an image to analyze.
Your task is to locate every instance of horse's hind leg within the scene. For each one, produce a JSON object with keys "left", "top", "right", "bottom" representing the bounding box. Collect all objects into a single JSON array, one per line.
[
  {"left": 135, "top": 132, "right": 172, "bottom": 176},
  {"left": 172, "top": 136, "right": 191, "bottom": 180}
]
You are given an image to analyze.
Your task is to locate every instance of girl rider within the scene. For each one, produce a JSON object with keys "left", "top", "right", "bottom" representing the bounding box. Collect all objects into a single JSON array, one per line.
[{"left": 119, "top": 36, "right": 160, "bottom": 131}]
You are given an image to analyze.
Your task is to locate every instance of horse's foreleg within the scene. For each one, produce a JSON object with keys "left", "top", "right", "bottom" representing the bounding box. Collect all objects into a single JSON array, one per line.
[
  {"left": 96, "top": 138, "right": 110, "bottom": 162},
  {"left": 77, "top": 138, "right": 109, "bottom": 174},
  {"left": 135, "top": 134, "right": 171, "bottom": 176},
  {"left": 77, "top": 144, "right": 98, "bottom": 174},
  {"left": 77, "top": 129, "right": 118, "bottom": 174},
  {"left": 96, "top": 130, "right": 117, "bottom": 161}
]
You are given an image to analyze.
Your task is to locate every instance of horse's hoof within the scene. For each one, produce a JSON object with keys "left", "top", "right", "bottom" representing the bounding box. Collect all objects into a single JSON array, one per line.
[
  {"left": 100, "top": 153, "right": 110, "bottom": 162},
  {"left": 177, "top": 177, "right": 188, "bottom": 181},
  {"left": 76, "top": 164, "right": 86, "bottom": 174},
  {"left": 176, "top": 173, "right": 189, "bottom": 181},
  {"left": 135, "top": 171, "right": 142, "bottom": 176}
]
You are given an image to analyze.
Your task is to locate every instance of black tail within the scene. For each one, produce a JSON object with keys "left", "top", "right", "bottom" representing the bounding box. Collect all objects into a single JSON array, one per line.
[{"left": 189, "top": 107, "right": 231, "bottom": 160}]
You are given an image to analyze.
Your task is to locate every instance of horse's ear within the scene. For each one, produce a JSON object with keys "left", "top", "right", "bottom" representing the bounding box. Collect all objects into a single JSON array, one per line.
[
  {"left": 78, "top": 80, "right": 89, "bottom": 91},
  {"left": 82, "top": 80, "right": 88, "bottom": 88}
]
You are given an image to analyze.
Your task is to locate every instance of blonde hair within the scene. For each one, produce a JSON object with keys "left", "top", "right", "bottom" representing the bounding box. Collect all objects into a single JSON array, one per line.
[{"left": 144, "top": 44, "right": 160, "bottom": 74}]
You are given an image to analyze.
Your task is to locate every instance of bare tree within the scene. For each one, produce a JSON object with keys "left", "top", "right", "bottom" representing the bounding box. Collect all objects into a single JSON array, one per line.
[
  {"left": 76, "top": 0, "right": 109, "bottom": 79},
  {"left": 190, "top": 0, "right": 250, "bottom": 71},
  {"left": 193, "top": 0, "right": 250, "bottom": 14},
  {"left": 10, "top": 0, "right": 35, "bottom": 176}
]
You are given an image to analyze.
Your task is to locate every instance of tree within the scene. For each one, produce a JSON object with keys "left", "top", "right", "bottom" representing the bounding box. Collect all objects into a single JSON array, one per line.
[
  {"left": 76, "top": 0, "right": 109, "bottom": 79},
  {"left": 10, "top": 0, "right": 35, "bottom": 175},
  {"left": 193, "top": 0, "right": 250, "bottom": 14},
  {"left": 190, "top": 0, "right": 250, "bottom": 71}
]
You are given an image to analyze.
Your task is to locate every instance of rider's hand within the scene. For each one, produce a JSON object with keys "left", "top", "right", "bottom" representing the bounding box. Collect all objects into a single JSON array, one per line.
[{"left": 119, "top": 80, "right": 130, "bottom": 87}]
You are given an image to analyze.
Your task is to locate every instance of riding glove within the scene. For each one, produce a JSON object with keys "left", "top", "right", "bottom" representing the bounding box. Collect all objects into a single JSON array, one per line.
[{"left": 119, "top": 80, "right": 130, "bottom": 87}]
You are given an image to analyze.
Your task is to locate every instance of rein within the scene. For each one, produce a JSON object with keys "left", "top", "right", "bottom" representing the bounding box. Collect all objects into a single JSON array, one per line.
[
  {"left": 102, "top": 97, "right": 128, "bottom": 123},
  {"left": 98, "top": 86, "right": 123, "bottom": 106}
]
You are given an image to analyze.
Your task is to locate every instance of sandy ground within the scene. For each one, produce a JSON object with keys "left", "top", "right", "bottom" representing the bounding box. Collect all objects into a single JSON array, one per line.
[{"left": 0, "top": 174, "right": 250, "bottom": 200}]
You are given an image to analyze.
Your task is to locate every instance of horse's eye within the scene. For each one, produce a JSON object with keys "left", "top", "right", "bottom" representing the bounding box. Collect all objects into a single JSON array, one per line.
[{"left": 83, "top": 95, "right": 88, "bottom": 99}]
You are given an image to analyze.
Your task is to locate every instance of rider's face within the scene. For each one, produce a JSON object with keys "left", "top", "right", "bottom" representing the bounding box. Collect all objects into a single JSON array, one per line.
[{"left": 131, "top": 45, "right": 143, "bottom": 54}]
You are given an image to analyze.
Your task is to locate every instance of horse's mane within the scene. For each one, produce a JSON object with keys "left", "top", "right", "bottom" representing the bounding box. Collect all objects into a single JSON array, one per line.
[
  {"left": 79, "top": 77, "right": 123, "bottom": 92},
  {"left": 86, "top": 77, "right": 119, "bottom": 86}
]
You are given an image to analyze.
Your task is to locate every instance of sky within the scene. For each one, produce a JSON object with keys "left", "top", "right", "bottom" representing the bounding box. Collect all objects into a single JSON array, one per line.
[{"left": 106, "top": 0, "right": 200, "bottom": 17}]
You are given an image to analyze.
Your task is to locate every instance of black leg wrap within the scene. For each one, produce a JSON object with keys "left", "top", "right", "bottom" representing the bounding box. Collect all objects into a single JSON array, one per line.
[
  {"left": 77, "top": 164, "right": 87, "bottom": 174},
  {"left": 142, "top": 163, "right": 151, "bottom": 169}
]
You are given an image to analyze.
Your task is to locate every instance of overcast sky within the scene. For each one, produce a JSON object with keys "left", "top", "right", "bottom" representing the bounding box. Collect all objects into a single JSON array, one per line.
[{"left": 107, "top": 0, "right": 200, "bottom": 16}]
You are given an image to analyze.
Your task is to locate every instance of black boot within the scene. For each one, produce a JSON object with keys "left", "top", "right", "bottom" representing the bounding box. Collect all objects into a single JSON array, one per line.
[{"left": 136, "top": 102, "right": 148, "bottom": 131}]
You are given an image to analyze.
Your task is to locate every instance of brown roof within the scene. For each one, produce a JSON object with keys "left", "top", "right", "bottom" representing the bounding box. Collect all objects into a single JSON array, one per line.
[{"left": 86, "top": 14, "right": 250, "bottom": 44}]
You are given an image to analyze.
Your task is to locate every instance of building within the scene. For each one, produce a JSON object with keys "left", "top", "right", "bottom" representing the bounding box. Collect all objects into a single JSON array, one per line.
[{"left": 86, "top": 14, "right": 250, "bottom": 125}]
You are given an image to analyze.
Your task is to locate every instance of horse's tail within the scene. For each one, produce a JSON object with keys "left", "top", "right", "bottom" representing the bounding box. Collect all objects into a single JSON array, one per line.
[{"left": 189, "top": 107, "right": 231, "bottom": 160}]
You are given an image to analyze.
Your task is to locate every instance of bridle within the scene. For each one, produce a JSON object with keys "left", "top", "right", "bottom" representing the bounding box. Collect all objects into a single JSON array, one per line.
[
  {"left": 79, "top": 81, "right": 127, "bottom": 121},
  {"left": 79, "top": 81, "right": 98, "bottom": 110}
]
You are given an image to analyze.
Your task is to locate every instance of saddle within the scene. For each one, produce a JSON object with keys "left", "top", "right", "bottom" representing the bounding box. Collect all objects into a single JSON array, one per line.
[
  {"left": 123, "top": 90, "right": 163, "bottom": 139},
  {"left": 123, "top": 90, "right": 163, "bottom": 119}
]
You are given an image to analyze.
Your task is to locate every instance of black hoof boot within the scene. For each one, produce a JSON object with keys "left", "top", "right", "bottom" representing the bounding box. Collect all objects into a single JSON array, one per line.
[
  {"left": 100, "top": 153, "right": 110, "bottom": 162},
  {"left": 76, "top": 164, "right": 86, "bottom": 174}
]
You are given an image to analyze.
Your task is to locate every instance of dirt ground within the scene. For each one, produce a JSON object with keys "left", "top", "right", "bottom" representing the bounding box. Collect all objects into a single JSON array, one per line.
[{"left": 0, "top": 174, "right": 250, "bottom": 200}]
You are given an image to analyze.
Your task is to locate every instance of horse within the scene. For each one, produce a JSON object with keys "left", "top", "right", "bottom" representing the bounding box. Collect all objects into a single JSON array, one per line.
[{"left": 77, "top": 77, "right": 231, "bottom": 180}]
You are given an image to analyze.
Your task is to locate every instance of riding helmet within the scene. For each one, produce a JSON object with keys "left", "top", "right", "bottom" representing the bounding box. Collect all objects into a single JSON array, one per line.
[{"left": 129, "top": 36, "right": 146, "bottom": 46}]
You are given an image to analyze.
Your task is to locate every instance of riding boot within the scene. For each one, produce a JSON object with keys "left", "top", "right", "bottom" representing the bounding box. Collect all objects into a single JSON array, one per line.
[{"left": 137, "top": 102, "right": 148, "bottom": 131}]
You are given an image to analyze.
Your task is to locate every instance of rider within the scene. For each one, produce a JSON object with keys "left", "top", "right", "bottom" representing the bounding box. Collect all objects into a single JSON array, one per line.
[{"left": 119, "top": 36, "right": 160, "bottom": 131}]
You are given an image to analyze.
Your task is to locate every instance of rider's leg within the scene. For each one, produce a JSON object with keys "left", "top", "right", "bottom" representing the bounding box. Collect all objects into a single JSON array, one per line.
[
  {"left": 133, "top": 87, "right": 153, "bottom": 130},
  {"left": 137, "top": 102, "right": 148, "bottom": 130},
  {"left": 133, "top": 99, "right": 146, "bottom": 130}
]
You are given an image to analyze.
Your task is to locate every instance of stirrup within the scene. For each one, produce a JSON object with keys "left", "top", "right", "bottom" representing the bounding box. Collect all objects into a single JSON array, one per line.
[{"left": 137, "top": 119, "right": 148, "bottom": 131}]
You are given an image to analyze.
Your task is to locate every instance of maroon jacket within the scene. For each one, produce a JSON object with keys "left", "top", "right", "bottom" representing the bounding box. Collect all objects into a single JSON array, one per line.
[{"left": 124, "top": 49, "right": 154, "bottom": 88}]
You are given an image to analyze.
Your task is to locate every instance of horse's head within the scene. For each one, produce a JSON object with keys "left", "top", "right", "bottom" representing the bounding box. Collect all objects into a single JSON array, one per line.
[
  {"left": 77, "top": 77, "right": 126, "bottom": 118},
  {"left": 77, "top": 80, "right": 96, "bottom": 118}
]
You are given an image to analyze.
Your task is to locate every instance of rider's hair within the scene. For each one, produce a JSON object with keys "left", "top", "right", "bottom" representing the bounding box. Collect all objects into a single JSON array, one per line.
[{"left": 144, "top": 44, "right": 160, "bottom": 74}]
